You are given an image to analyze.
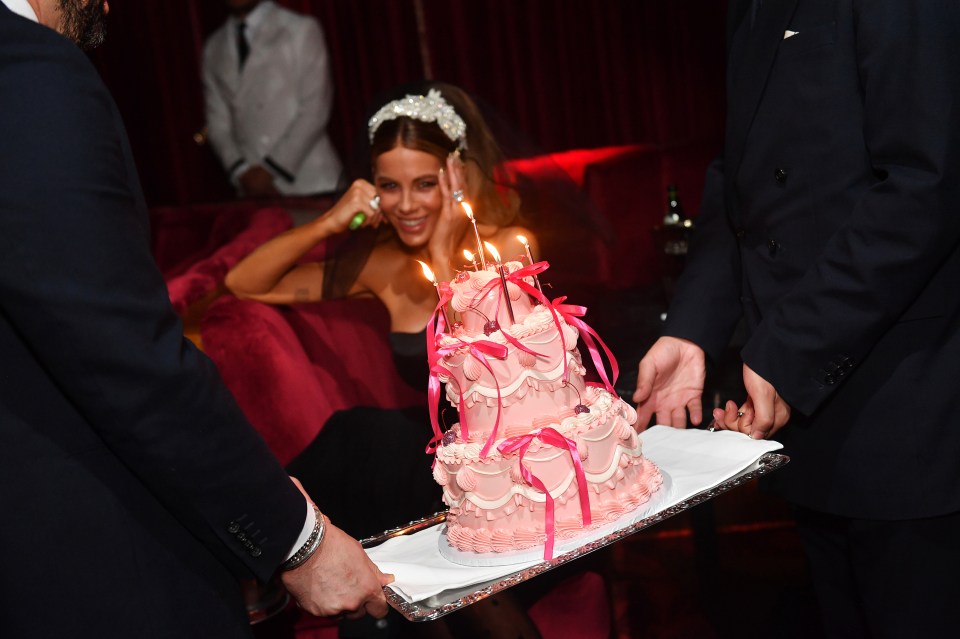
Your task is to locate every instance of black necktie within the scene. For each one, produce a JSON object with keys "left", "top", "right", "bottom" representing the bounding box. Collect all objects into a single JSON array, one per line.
[{"left": 237, "top": 21, "right": 250, "bottom": 70}]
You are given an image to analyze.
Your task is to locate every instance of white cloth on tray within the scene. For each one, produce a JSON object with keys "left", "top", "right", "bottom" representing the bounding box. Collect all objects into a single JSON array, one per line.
[{"left": 366, "top": 426, "right": 783, "bottom": 603}]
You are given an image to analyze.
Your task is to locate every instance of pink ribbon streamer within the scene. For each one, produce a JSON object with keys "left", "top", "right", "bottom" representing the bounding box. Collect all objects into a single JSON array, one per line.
[
  {"left": 550, "top": 296, "right": 619, "bottom": 395},
  {"left": 502, "top": 262, "right": 619, "bottom": 395},
  {"left": 425, "top": 287, "right": 453, "bottom": 453},
  {"left": 473, "top": 276, "right": 546, "bottom": 359},
  {"left": 425, "top": 288, "right": 510, "bottom": 457},
  {"left": 497, "top": 427, "right": 592, "bottom": 560},
  {"left": 505, "top": 262, "right": 570, "bottom": 380},
  {"left": 428, "top": 339, "right": 507, "bottom": 456}
]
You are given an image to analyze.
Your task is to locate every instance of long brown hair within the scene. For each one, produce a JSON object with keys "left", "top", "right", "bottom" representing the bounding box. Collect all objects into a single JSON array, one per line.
[{"left": 369, "top": 82, "right": 519, "bottom": 228}]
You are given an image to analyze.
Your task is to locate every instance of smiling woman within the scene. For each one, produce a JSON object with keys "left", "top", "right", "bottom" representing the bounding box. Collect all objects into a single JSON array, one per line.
[
  {"left": 225, "top": 81, "right": 535, "bottom": 334},
  {"left": 224, "top": 81, "right": 537, "bottom": 530}
]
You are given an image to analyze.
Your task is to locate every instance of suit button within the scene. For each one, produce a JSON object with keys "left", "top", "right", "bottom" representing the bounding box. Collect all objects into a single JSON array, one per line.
[
  {"left": 767, "top": 239, "right": 779, "bottom": 256},
  {"left": 774, "top": 168, "right": 788, "bottom": 183},
  {"left": 251, "top": 547, "right": 262, "bottom": 558},
  {"left": 227, "top": 522, "right": 240, "bottom": 534}
]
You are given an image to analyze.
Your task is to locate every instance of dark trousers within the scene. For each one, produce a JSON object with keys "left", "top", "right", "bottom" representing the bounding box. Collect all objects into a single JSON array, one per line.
[{"left": 795, "top": 506, "right": 960, "bottom": 639}]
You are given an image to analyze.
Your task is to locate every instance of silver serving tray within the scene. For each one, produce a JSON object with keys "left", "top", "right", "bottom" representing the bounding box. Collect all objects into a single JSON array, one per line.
[{"left": 360, "top": 451, "right": 789, "bottom": 622}]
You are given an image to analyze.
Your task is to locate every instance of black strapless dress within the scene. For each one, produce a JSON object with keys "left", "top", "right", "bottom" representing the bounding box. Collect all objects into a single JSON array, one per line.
[{"left": 285, "top": 330, "right": 446, "bottom": 539}]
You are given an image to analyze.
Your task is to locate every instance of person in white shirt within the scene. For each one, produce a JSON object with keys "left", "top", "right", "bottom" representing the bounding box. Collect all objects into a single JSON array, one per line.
[{"left": 203, "top": 0, "right": 343, "bottom": 197}]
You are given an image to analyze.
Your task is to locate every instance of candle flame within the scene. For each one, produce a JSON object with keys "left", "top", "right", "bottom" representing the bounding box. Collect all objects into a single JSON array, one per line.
[
  {"left": 483, "top": 241, "right": 502, "bottom": 264},
  {"left": 463, "top": 249, "right": 474, "bottom": 261},
  {"left": 417, "top": 259, "right": 436, "bottom": 283},
  {"left": 461, "top": 201, "right": 475, "bottom": 221},
  {"left": 516, "top": 234, "right": 529, "bottom": 247}
]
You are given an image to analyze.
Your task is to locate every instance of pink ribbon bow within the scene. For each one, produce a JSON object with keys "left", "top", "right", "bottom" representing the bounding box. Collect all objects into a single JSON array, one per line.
[
  {"left": 503, "top": 262, "right": 619, "bottom": 395},
  {"left": 497, "top": 427, "right": 592, "bottom": 560}
]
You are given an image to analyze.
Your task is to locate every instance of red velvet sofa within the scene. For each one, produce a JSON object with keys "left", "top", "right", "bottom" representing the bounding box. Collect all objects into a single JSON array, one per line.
[
  {"left": 201, "top": 296, "right": 424, "bottom": 466},
  {"left": 155, "top": 198, "right": 337, "bottom": 345}
]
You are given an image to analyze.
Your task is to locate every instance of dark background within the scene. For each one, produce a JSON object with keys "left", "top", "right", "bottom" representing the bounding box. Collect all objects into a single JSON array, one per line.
[{"left": 88, "top": 0, "right": 727, "bottom": 207}]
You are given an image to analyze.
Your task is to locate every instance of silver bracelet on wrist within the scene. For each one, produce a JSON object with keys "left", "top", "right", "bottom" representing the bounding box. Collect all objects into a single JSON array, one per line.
[{"left": 281, "top": 505, "right": 325, "bottom": 571}]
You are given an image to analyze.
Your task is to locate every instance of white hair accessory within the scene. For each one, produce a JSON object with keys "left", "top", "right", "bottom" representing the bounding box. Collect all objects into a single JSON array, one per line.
[{"left": 367, "top": 89, "right": 467, "bottom": 148}]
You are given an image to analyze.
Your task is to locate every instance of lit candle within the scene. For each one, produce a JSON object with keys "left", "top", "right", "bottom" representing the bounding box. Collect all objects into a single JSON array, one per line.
[
  {"left": 461, "top": 202, "right": 487, "bottom": 270},
  {"left": 417, "top": 260, "right": 450, "bottom": 326},
  {"left": 515, "top": 234, "right": 543, "bottom": 295},
  {"left": 483, "top": 241, "right": 515, "bottom": 325},
  {"left": 463, "top": 249, "right": 478, "bottom": 271}
]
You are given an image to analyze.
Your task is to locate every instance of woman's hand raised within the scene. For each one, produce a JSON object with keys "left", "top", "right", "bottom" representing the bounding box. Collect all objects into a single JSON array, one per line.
[
  {"left": 431, "top": 154, "right": 471, "bottom": 274},
  {"left": 316, "top": 179, "right": 383, "bottom": 236}
]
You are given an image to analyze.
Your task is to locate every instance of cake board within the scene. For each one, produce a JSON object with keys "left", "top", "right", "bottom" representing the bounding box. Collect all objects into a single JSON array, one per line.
[{"left": 363, "top": 427, "right": 790, "bottom": 622}]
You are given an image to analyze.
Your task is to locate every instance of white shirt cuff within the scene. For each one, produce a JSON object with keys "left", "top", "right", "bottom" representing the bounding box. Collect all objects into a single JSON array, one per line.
[{"left": 284, "top": 500, "right": 317, "bottom": 562}]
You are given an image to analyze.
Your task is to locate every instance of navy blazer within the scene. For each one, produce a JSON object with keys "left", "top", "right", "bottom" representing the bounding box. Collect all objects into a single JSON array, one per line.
[
  {"left": 0, "top": 6, "right": 305, "bottom": 636},
  {"left": 665, "top": 0, "right": 960, "bottom": 519}
]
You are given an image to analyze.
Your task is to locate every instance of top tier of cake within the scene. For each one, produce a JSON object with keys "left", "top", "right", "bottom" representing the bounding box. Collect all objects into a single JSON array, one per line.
[
  {"left": 446, "top": 261, "right": 535, "bottom": 336},
  {"left": 436, "top": 262, "right": 587, "bottom": 446}
]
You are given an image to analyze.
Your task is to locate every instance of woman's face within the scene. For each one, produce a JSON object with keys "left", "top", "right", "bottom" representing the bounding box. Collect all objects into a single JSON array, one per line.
[{"left": 373, "top": 146, "right": 444, "bottom": 249}]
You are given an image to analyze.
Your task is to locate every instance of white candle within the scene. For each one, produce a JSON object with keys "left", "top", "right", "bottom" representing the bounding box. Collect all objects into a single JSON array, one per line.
[
  {"left": 461, "top": 202, "right": 486, "bottom": 270},
  {"left": 516, "top": 234, "right": 543, "bottom": 295},
  {"left": 463, "top": 249, "right": 478, "bottom": 271},
  {"left": 483, "top": 241, "right": 515, "bottom": 324},
  {"left": 417, "top": 260, "right": 450, "bottom": 325}
]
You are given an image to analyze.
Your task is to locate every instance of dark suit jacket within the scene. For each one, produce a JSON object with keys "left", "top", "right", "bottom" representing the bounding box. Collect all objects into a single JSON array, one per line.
[
  {"left": 0, "top": 6, "right": 305, "bottom": 637},
  {"left": 665, "top": 0, "right": 960, "bottom": 519}
]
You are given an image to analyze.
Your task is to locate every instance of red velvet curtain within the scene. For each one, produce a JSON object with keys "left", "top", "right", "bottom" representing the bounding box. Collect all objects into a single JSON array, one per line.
[{"left": 89, "top": 1, "right": 725, "bottom": 206}]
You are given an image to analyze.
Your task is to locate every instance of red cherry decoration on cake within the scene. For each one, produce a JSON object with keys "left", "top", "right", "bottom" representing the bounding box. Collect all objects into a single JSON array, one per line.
[
  {"left": 574, "top": 404, "right": 591, "bottom": 415},
  {"left": 455, "top": 271, "right": 470, "bottom": 283},
  {"left": 483, "top": 320, "right": 500, "bottom": 336},
  {"left": 441, "top": 430, "right": 457, "bottom": 446}
]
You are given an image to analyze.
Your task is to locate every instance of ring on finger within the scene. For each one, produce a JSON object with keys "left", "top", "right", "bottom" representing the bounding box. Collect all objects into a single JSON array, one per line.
[
  {"left": 736, "top": 410, "right": 744, "bottom": 418},
  {"left": 369, "top": 195, "right": 380, "bottom": 211},
  {"left": 452, "top": 189, "right": 464, "bottom": 203}
]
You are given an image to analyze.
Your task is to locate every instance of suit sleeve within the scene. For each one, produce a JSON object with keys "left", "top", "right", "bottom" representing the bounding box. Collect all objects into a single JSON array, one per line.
[
  {"left": 662, "top": 154, "right": 744, "bottom": 365},
  {"left": 0, "top": 41, "right": 304, "bottom": 581},
  {"left": 264, "top": 16, "right": 335, "bottom": 179},
  {"left": 741, "top": 2, "right": 960, "bottom": 414}
]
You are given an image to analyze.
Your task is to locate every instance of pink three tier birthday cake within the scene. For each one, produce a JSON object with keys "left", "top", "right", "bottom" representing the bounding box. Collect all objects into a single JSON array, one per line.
[{"left": 426, "top": 258, "right": 663, "bottom": 561}]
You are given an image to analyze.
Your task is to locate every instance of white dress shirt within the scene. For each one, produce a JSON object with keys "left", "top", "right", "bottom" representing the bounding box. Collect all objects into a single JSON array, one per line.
[{"left": 1, "top": 0, "right": 38, "bottom": 22}]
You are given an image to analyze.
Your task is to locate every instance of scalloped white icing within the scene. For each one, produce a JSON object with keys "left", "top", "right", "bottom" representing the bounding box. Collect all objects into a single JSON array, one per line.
[
  {"left": 442, "top": 439, "right": 645, "bottom": 511},
  {"left": 436, "top": 389, "right": 619, "bottom": 463},
  {"left": 441, "top": 351, "right": 582, "bottom": 404},
  {"left": 442, "top": 304, "right": 578, "bottom": 347}
]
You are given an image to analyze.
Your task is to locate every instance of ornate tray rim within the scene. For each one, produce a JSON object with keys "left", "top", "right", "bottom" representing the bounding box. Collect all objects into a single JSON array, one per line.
[{"left": 361, "top": 451, "right": 789, "bottom": 622}]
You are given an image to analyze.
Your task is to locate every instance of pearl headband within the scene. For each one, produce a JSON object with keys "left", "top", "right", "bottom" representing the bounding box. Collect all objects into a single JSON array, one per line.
[{"left": 367, "top": 89, "right": 468, "bottom": 149}]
